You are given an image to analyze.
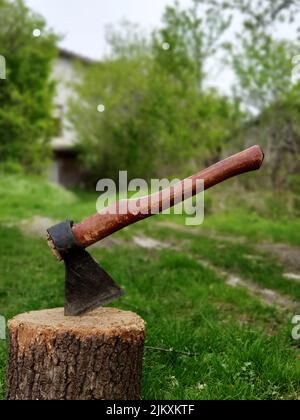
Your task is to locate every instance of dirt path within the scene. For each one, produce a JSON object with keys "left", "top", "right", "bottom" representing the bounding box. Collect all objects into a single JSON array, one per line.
[
  {"left": 157, "top": 221, "right": 246, "bottom": 243},
  {"left": 196, "top": 258, "right": 299, "bottom": 311},
  {"left": 132, "top": 232, "right": 299, "bottom": 311},
  {"left": 258, "top": 243, "right": 300, "bottom": 273},
  {"left": 17, "top": 216, "right": 58, "bottom": 237},
  {"left": 159, "top": 220, "right": 300, "bottom": 279}
]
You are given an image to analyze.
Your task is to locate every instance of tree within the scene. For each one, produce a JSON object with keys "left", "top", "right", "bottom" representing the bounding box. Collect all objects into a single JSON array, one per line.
[
  {"left": 69, "top": 53, "right": 153, "bottom": 181},
  {"left": 197, "top": 0, "right": 300, "bottom": 189},
  {"left": 228, "top": 0, "right": 300, "bottom": 189},
  {"left": 0, "top": 0, "right": 58, "bottom": 173},
  {"left": 69, "top": 18, "right": 240, "bottom": 183},
  {"left": 153, "top": 0, "right": 231, "bottom": 90},
  {"left": 198, "top": 0, "right": 300, "bottom": 111},
  {"left": 229, "top": 37, "right": 298, "bottom": 112}
]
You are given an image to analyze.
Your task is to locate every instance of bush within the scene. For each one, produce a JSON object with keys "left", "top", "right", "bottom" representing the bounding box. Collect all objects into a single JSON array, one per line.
[{"left": 0, "top": 0, "right": 58, "bottom": 173}]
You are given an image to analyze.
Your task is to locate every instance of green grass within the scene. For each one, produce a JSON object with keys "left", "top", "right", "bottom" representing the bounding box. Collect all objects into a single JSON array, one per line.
[
  {"left": 203, "top": 211, "right": 300, "bottom": 247},
  {"left": 139, "top": 221, "right": 300, "bottom": 300},
  {"left": 0, "top": 172, "right": 98, "bottom": 222},
  {"left": 0, "top": 173, "right": 300, "bottom": 400},
  {"left": 164, "top": 185, "right": 300, "bottom": 246}
]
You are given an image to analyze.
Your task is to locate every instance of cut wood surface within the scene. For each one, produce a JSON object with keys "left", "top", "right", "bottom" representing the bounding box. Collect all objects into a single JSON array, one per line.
[{"left": 6, "top": 307, "right": 145, "bottom": 400}]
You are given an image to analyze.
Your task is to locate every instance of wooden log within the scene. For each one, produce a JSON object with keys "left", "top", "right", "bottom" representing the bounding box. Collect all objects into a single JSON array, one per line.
[{"left": 6, "top": 307, "right": 145, "bottom": 400}]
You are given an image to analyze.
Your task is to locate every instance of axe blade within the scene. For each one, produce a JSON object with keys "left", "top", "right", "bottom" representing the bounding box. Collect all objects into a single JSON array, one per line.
[
  {"left": 47, "top": 220, "right": 124, "bottom": 316},
  {"left": 64, "top": 248, "right": 124, "bottom": 316}
]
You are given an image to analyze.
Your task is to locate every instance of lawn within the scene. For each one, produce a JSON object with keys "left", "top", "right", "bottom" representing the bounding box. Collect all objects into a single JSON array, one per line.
[{"left": 0, "top": 173, "right": 299, "bottom": 400}]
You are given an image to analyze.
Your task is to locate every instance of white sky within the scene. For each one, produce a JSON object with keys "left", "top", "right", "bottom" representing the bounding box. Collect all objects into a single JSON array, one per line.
[
  {"left": 25, "top": 0, "right": 192, "bottom": 59},
  {"left": 24, "top": 0, "right": 298, "bottom": 95}
]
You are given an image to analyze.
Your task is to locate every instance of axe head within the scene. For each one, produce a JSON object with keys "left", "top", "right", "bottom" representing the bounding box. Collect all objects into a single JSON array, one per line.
[{"left": 47, "top": 221, "right": 124, "bottom": 316}]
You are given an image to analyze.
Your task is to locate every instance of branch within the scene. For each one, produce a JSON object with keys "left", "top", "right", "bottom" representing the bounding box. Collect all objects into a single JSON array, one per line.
[{"left": 271, "top": 0, "right": 296, "bottom": 19}]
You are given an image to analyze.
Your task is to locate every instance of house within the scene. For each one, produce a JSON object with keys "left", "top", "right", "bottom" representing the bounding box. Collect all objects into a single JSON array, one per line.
[{"left": 49, "top": 48, "right": 94, "bottom": 188}]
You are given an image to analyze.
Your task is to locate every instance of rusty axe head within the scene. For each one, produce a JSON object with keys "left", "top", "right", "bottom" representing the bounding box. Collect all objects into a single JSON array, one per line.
[{"left": 47, "top": 221, "right": 124, "bottom": 316}]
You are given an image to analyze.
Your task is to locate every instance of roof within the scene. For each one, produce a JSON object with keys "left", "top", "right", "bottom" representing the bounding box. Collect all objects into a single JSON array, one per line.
[
  {"left": 58, "top": 48, "right": 95, "bottom": 65},
  {"left": 51, "top": 136, "right": 78, "bottom": 152}
]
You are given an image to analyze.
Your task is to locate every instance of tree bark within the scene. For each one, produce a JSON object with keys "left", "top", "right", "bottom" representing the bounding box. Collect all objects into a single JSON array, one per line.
[{"left": 6, "top": 307, "right": 145, "bottom": 400}]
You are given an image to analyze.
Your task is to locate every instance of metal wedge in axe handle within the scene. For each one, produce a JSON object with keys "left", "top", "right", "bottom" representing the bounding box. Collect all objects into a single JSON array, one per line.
[{"left": 47, "top": 145, "right": 264, "bottom": 316}]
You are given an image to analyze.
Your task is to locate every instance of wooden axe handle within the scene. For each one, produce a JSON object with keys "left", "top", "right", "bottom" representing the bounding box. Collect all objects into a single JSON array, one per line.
[{"left": 72, "top": 145, "right": 264, "bottom": 248}]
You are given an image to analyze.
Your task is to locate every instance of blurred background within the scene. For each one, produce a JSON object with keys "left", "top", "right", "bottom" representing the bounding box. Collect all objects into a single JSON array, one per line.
[
  {"left": 1, "top": 0, "right": 300, "bottom": 194},
  {"left": 1, "top": 0, "right": 300, "bottom": 400}
]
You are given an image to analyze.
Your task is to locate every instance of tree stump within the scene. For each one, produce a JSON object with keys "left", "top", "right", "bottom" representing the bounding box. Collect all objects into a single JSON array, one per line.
[{"left": 6, "top": 307, "right": 145, "bottom": 400}]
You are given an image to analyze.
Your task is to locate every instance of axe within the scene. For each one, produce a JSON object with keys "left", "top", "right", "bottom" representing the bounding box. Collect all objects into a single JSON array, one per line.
[{"left": 47, "top": 145, "right": 264, "bottom": 316}]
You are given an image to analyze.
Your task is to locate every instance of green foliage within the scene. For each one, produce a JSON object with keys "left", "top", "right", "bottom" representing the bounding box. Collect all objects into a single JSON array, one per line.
[
  {"left": 199, "top": 0, "right": 300, "bottom": 111},
  {"left": 199, "top": 0, "right": 300, "bottom": 31},
  {"left": 0, "top": 171, "right": 98, "bottom": 223},
  {"left": 70, "top": 10, "right": 240, "bottom": 182},
  {"left": 197, "top": 0, "right": 300, "bottom": 190},
  {"left": 68, "top": 0, "right": 300, "bottom": 189},
  {"left": 0, "top": 0, "right": 58, "bottom": 173},
  {"left": 230, "top": 38, "right": 297, "bottom": 111},
  {"left": 234, "top": 86, "right": 300, "bottom": 189},
  {"left": 153, "top": 0, "right": 231, "bottom": 89}
]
